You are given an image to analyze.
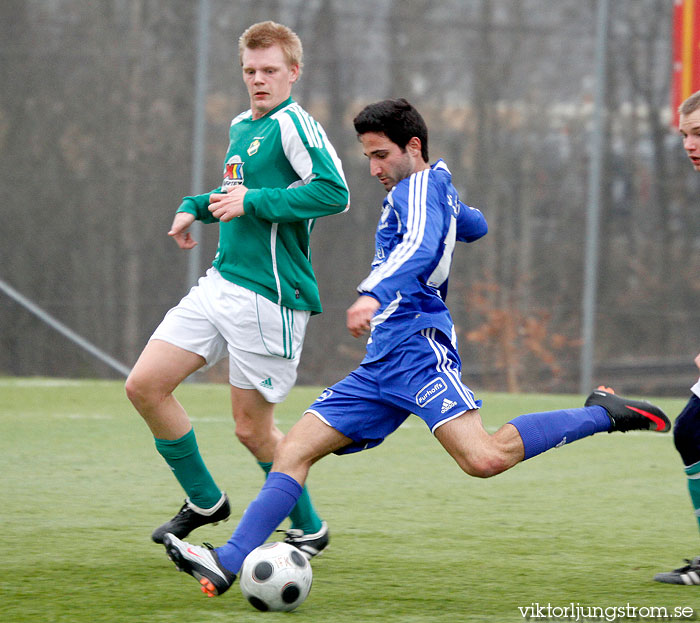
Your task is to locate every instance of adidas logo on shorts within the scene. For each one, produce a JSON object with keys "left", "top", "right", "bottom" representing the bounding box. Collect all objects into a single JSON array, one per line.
[
  {"left": 260, "top": 377, "right": 274, "bottom": 389},
  {"left": 441, "top": 398, "right": 457, "bottom": 414}
]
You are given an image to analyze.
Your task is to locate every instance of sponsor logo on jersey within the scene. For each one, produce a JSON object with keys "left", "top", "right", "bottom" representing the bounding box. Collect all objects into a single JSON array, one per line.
[
  {"left": 440, "top": 398, "right": 458, "bottom": 414},
  {"left": 223, "top": 155, "right": 244, "bottom": 188},
  {"left": 415, "top": 377, "right": 447, "bottom": 408},
  {"left": 260, "top": 377, "right": 274, "bottom": 389},
  {"left": 247, "top": 138, "right": 261, "bottom": 156}
]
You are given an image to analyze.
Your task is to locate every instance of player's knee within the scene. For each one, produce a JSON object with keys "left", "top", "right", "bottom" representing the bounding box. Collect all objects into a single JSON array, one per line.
[
  {"left": 234, "top": 425, "right": 257, "bottom": 451},
  {"left": 234, "top": 422, "right": 272, "bottom": 454},
  {"left": 273, "top": 435, "right": 294, "bottom": 467},
  {"left": 124, "top": 372, "right": 148, "bottom": 408},
  {"left": 455, "top": 450, "right": 509, "bottom": 479},
  {"left": 273, "top": 434, "right": 312, "bottom": 474},
  {"left": 125, "top": 370, "right": 168, "bottom": 412}
]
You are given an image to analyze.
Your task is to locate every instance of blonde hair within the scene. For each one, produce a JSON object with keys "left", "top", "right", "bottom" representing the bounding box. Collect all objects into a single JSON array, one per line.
[
  {"left": 238, "top": 21, "right": 303, "bottom": 77},
  {"left": 679, "top": 90, "right": 700, "bottom": 116}
]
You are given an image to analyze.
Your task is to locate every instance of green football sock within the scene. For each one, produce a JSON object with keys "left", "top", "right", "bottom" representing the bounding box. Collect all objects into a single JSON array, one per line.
[
  {"left": 154, "top": 428, "right": 221, "bottom": 509},
  {"left": 258, "top": 461, "right": 322, "bottom": 534},
  {"left": 685, "top": 461, "right": 700, "bottom": 534}
]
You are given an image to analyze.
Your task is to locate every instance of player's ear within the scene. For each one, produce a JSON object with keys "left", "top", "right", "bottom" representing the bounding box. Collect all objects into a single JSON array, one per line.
[
  {"left": 406, "top": 137, "right": 423, "bottom": 158},
  {"left": 289, "top": 63, "right": 300, "bottom": 83}
]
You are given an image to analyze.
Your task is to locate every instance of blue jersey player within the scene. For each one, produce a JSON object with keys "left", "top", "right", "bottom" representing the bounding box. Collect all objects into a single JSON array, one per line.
[{"left": 161, "top": 98, "right": 671, "bottom": 597}]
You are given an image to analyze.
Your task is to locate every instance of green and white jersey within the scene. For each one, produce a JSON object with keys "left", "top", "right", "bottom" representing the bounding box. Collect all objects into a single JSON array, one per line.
[{"left": 178, "top": 97, "right": 349, "bottom": 314}]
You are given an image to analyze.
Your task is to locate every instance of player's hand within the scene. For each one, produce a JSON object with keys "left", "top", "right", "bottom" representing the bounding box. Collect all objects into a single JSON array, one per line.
[
  {"left": 168, "top": 211, "right": 197, "bottom": 249},
  {"left": 346, "top": 295, "right": 381, "bottom": 338},
  {"left": 209, "top": 185, "right": 248, "bottom": 222}
]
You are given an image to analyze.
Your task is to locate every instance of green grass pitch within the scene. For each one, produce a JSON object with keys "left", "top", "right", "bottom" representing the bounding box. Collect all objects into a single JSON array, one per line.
[{"left": 1, "top": 378, "right": 697, "bottom": 622}]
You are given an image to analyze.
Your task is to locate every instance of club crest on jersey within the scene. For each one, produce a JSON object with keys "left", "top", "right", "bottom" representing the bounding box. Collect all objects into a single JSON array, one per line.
[
  {"left": 247, "top": 138, "right": 261, "bottom": 156},
  {"left": 316, "top": 388, "right": 333, "bottom": 402},
  {"left": 223, "top": 155, "right": 244, "bottom": 189},
  {"left": 415, "top": 377, "right": 447, "bottom": 408}
]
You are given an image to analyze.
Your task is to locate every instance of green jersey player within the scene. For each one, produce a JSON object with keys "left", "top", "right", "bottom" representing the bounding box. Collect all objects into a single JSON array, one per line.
[
  {"left": 126, "top": 21, "right": 348, "bottom": 557},
  {"left": 654, "top": 91, "right": 700, "bottom": 586}
]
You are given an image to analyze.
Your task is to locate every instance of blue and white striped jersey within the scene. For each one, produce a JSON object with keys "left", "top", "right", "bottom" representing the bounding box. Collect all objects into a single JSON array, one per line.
[{"left": 358, "top": 159, "right": 487, "bottom": 363}]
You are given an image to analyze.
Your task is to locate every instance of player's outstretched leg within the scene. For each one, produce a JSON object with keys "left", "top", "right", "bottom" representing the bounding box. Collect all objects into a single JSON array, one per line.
[
  {"left": 152, "top": 493, "right": 231, "bottom": 544},
  {"left": 584, "top": 387, "right": 671, "bottom": 433},
  {"left": 163, "top": 533, "right": 237, "bottom": 597},
  {"left": 654, "top": 557, "right": 700, "bottom": 585},
  {"left": 508, "top": 387, "right": 669, "bottom": 463}
]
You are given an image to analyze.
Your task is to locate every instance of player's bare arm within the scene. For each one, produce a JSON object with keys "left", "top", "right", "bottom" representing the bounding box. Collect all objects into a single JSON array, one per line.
[
  {"left": 209, "top": 185, "right": 248, "bottom": 222},
  {"left": 346, "top": 295, "right": 380, "bottom": 338},
  {"left": 167, "top": 211, "right": 197, "bottom": 249}
]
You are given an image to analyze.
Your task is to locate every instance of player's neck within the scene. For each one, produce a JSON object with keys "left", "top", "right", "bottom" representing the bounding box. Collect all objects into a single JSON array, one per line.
[{"left": 412, "top": 160, "right": 430, "bottom": 175}]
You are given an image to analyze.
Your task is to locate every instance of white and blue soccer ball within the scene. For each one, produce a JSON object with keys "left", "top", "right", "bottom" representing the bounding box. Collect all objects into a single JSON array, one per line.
[{"left": 239, "top": 541, "right": 313, "bottom": 612}]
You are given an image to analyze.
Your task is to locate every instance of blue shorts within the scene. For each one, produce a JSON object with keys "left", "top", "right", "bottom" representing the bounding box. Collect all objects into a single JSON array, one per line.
[{"left": 306, "top": 328, "right": 481, "bottom": 454}]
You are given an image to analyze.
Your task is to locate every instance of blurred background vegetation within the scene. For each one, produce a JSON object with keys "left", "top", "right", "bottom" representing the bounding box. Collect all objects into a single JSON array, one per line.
[{"left": 1, "top": 0, "right": 698, "bottom": 396}]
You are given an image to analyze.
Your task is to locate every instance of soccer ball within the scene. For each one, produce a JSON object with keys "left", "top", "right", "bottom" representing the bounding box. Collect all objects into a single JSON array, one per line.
[{"left": 239, "top": 542, "right": 313, "bottom": 612}]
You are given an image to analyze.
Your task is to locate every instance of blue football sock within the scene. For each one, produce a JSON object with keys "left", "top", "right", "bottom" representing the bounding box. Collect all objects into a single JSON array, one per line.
[
  {"left": 216, "top": 472, "right": 302, "bottom": 574},
  {"left": 509, "top": 406, "right": 611, "bottom": 460},
  {"left": 258, "top": 460, "right": 323, "bottom": 534}
]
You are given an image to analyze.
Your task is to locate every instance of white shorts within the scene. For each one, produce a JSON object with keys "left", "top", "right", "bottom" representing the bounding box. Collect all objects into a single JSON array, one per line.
[{"left": 151, "top": 267, "right": 310, "bottom": 403}]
